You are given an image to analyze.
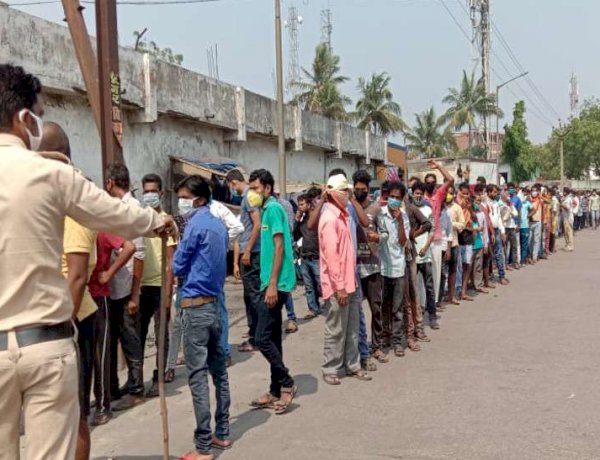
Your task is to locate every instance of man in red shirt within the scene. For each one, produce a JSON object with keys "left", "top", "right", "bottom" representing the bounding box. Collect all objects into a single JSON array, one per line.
[
  {"left": 423, "top": 160, "right": 455, "bottom": 307},
  {"left": 88, "top": 233, "right": 135, "bottom": 426}
]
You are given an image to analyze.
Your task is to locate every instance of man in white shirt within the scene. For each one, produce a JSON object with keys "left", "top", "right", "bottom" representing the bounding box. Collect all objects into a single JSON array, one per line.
[
  {"left": 485, "top": 184, "right": 509, "bottom": 286},
  {"left": 561, "top": 187, "right": 575, "bottom": 252}
]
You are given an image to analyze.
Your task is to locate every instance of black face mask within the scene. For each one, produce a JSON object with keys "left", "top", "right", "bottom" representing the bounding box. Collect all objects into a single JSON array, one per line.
[
  {"left": 354, "top": 190, "right": 368, "bottom": 202},
  {"left": 425, "top": 182, "right": 436, "bottom": 194}
]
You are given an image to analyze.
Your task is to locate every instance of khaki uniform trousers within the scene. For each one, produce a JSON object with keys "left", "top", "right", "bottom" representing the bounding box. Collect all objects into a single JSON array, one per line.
[{"left": 0, "top": 335, "right": 79, "bottom": 460}]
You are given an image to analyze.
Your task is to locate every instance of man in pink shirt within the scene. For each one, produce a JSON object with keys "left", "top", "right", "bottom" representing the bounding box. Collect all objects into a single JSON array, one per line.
[
  {"left": 319, "top": 175, "right": 372, "bottom": 386},
  {"left": 423, "top": 160, "right": 455, "bottom": 306}
]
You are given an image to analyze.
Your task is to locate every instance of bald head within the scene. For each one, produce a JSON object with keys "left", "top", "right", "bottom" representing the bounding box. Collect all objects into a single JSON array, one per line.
[{"left": 39, "top": 121, "right": 71, "bottom": 158}]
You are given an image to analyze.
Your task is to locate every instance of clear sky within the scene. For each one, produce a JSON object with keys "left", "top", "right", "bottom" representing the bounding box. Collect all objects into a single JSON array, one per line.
[{"left": 9, "top": 0, "right": 600, "bottom": 143}]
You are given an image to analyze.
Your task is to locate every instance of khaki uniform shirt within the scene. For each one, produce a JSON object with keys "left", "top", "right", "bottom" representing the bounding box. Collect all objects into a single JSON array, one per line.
[{"left": 0, "top": 134, "right": 165, "bottom": 331}]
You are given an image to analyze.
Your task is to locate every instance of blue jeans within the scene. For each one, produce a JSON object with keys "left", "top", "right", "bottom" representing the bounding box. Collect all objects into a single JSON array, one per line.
[
  {"left": 166, "top": 288, "right": 182, "bottom": 371},
  {"left": 182, "top": 302, "right": 230, "bottom": 454},
  {"left": 356, "top": 280, "right": 369, "bottom": 361},
  {"left": 300, "top": 258, "right": 321, "bottom": 314},
  {"left": 454, "top": 246, "right": 463, "bottom": 295},
  {"left": 217, "top": 292, "right": 230, "bottom": 358},
  {"left": 529, "top": 221, "right": 542, "bottom": 262},
  {"left": 520, "top": 228, "right": 530, "bottom": 264},
  {"left": 285, "top": 294, "right": 297, "bottom": 321},
  {"left": 493, "top": 229, "right": 506, "bottom": 280}
]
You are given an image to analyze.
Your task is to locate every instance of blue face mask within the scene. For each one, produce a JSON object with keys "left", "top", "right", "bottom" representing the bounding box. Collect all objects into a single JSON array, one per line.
[
  {"left": 142, "top": 192, "right": 161, "bottom": 209},
  {"left": 388, "top": 197, "right": 402, "bottom": 210}
]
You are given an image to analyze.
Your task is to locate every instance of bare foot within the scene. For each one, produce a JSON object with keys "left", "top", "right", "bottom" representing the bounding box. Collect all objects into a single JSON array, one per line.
[{"left": 180, "top": 449, "right": 214, "bottom": 460}]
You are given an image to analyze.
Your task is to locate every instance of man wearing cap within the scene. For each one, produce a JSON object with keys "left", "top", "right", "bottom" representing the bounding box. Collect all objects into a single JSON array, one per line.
[
  {"left": 0, "top": 64, "right": 174, "bottom": 460},
  {"left": 319, "top": 174, "right": 372, "bottom": 385}
]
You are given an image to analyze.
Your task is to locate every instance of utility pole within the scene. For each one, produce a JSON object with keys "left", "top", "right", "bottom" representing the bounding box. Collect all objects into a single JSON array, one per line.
[
  {"left": 96, "top": 0, "right": 124, "bottom": 176},
  {"left": 285, "top": 3, "right": 302, "bottom": 102},
  {"left": 555, "top": 121, "right": 570, "bottom": 189},
  {"left": 275, "top": 0, "right": 287, "bottom": 197},
  {"left": 480, "top": 0, "right": 491, "bottom": 157}
]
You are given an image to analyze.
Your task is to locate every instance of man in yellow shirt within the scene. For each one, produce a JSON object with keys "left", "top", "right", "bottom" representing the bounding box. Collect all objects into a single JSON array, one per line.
[{"left": 140, "top": 173, "right": 174, "bottom": 398}]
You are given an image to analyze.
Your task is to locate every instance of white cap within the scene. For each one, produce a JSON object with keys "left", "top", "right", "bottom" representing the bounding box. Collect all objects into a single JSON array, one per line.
[{"left": 326, "top": 174, "right": 351, "bottom": 192}]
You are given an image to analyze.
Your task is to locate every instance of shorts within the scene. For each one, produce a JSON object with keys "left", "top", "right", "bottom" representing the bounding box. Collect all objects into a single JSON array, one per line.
[
  {"left": 447, "top": 246, "right": 460, "bottom": 273},
  {"left": 460, "top": 245, "right": 473, "bottom": 265},
  {"left": 76, "top": 312, "right": 96, "bottom": 418}
]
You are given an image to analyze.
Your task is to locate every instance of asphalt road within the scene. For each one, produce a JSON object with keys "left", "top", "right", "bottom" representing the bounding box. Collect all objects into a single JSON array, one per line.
[{"left": 90, "top": 229, "right": 600, "bottom": 460}]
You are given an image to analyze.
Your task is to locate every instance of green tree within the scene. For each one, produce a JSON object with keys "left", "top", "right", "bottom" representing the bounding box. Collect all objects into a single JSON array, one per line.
[
  {"left": 354, "top": 72, "right": 406, "bottom": 136},
  {"left": 502, "top": 101, "right": 537, "bottom": 182},
  {"left": 134, "top": 31, "right": 184, "bottom": 66},
  {"left": 442, "top": 70, "right": 502, "bottom": 150},
  {"left": 405, "top": 107, "right": 456, "bottom": 159},
  {"left": 294, "top": 43, "right": 350, "bottom": 120}
]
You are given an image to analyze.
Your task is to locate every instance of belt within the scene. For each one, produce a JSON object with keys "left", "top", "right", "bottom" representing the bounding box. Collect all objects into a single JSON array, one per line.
[
  {"left": 181, "top": 296, "right": 216, "bottom": 309},
  {"left": 0, "top": 321, "right": 74, "bottom": 352}
]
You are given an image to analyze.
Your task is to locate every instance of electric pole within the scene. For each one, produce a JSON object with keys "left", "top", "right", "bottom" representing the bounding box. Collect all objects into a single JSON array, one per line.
[
  {"left": 555, "top": 121, "right": 570, "bottom": 189},
  {"left": 275, "top": 0, "right": 287, "bottom": 197},
  {"left": 96, "top": 0, "right": 124, "bottom": 174}
]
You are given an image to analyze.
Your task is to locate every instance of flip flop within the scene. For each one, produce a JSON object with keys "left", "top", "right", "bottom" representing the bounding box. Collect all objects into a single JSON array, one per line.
[{"left": 274, "top": 384, "right": 298, "bottom": 415}]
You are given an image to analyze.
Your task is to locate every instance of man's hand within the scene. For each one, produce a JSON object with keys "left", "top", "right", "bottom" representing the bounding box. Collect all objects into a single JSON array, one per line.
[
  {"left": 484, "top": 246, "right": 489, "bottom": 256},
  {"left": 445, "top": 249, "right": 452, "bottom": 262},
  {"left": 264, "top": 284, "right": 278, "bottom": 308},
  {"left": 367, "top": 231, "right": 379, "bottom": 243},
  {"left": 419, "top": 248, "right": 427, "bottom": 257},
  {"left": 241, "top": 250, "right": 251, "bottom": 267},
  {"left": 155, "top": 215, "right": 178, "bottom": 239},
  {"left": 427, "top": 159, "right": 441, "bottom": 170},
  {"left": 98, "top": 270, "right": 111, "bottom": 285},
  {"left": 233, "top": 263, "right": 241, "bottom": 281},
  {"left": 335, "top": 289, "right": 348, "bottom": 306},
  {"left": 127, "top": 298, "right": 139, "bottom": 316},
  {"left": 501, "top": 233, "right": 507, "bottom": 243},
  {"left": 295, "top": 209, "right": 304, "bottom": 222}
]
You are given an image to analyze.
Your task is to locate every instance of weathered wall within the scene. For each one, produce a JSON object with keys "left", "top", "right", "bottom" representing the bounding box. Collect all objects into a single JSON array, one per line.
[{"left": 1, "top": 5, "right": 385, "bottom": 190}]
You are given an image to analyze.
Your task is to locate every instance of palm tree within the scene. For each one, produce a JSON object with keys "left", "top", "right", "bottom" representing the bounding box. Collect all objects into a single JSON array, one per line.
[
  {"left": 442, "top": 70, "right": 502, "bottom": 150},
  {"left": 405, "top": 107, "right": 456, "bottom": 159},
  {"left": 294, "top": 43, "right": 350, "bottom": 120},
  {"left": 354, "top": 72, "right": 406, "bottom": 136}
]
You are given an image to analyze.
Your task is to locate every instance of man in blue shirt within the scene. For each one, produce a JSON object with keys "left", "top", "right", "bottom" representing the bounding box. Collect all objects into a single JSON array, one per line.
[
  {"left": 507, "top": 183, "right": 522, "bottom": 269},
  {"left": 173, "top": 175, "right": 232, "bottom": 459}
]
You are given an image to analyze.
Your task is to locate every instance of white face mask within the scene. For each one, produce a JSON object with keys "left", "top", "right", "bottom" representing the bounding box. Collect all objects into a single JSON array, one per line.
[
  {"left": 18, "top": 109, "right": 43, "bottom": 151},
  {"left": 178, "top": 197, "right": 197, "bottom": 216}
]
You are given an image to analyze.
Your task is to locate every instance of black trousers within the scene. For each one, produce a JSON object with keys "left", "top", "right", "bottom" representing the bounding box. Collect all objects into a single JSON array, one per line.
[
  {"left": 254, "top": 291, "right": 294, "bottom": 397},
  {"left": 76, "top": 312, "right": 96, "bottom": 417},
  {"left": 109, "top": 296, "right": 144, "bottom": 396},
  {"left": 93, "top": 297, "right": 112, "bottom": 413},
  {"left": 416, "top": 262, "right": 437, "bottom": 320},
  {"left": 360, "top": 273, "right": 384, "bottom": 351},
  {"left": 140, "top": 285, "right": 169, "bottom": 380},
  {"left": 240, "top": 252, "right": 261, "bottom": 345},
  {"left": 382, "top": 276, "right": 406, "bottom": 346}
]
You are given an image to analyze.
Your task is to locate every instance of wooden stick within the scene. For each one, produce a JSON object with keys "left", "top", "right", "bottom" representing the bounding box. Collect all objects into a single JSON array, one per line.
[{"left": 158, "top": 237, "right": 170, "bottom": 460}]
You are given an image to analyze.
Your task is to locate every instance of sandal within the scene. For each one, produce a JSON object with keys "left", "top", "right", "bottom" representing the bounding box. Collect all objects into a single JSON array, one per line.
[
  {"left": 372, "top": 350, "right": 390, "bottom": 363},
  {"left": 407, "top": 341, "right": 421, "bottom": 352},
  {"left": 250, "top": 392, "right": 278, "bottom": 409},
  {"left": 323, "top": 374, "right": 341, "bottom": 386},
  {"left": 416, "top": 331, "right": 431, "bottom": 343},
  {"left": 349, "top": 370, "right": 372, "bottom": 381},
  {"left": 274, "top": 385, "right": 298, "bottom": 415},
  {"left": 211, "top": 436, "right": 233, "bottom": 451},
  {"left": 394, "top": 345, "right": 405, "bottom": 357},
  {"left": 303, "top": 312, "right": 318, "bottom": 320},
  {"left": 238, "top": 341, "right": 256, "bottom": 353},
  {"left": 361, "top": 358, "right": 377, "bottom": 372}
]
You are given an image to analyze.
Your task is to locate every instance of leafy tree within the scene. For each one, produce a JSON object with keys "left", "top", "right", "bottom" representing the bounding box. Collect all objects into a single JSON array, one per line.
[
  {"left": 502, "top": 101, "right": 537, "bottom": 182},
  {"left": 294, "top": 43, "right": 350, "bottom": 120},
  {"left": 354, "top": 72, "right": 406, "bottom": 136},
  {"left": 443, "top": 70, "right": 502, "bottom": 150},
  {"left": 405, "top": 107, "right": 456, "bottom": 158},
  {"left": 134, "top": 31, "right": 184, "bottom": 66}
]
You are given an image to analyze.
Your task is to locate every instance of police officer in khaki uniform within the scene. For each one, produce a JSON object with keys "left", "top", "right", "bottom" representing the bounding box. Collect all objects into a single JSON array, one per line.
[{"left": 0, "top": 64, "right": 175, "bottom": 460}]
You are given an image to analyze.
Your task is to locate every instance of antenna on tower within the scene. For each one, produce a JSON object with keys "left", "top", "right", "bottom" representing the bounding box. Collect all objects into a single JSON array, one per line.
[
  {"left": 570, "top": 73, "right": 580, "bottom": 118},
  {"left": 285, "top": 2, "right": 302, "bottom": 103},
  {"left": 321, "top": 2, "right": 333, "bottom": 51}
]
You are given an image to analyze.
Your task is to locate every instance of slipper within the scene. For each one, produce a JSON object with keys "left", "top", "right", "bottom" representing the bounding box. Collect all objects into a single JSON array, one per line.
[
  {"left": 323, "top": 374, "right": 341, "bottom": 386},
  {"left": 211, "top": 437, "right": 233, "bottom": 451},
  {"left": 303, "top": 312, "right": 319, "bottom": 320},
  {"left": 274, "top": 384, "right": 298, "bottom": 415},
  {"left": 250, "top": 392, "right": 278, "bottom": 409}
]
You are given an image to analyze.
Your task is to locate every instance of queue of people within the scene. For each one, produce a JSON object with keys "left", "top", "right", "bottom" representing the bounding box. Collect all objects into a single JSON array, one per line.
[{"left": 0, "top": 63, "right": 589, "bottom": 460}]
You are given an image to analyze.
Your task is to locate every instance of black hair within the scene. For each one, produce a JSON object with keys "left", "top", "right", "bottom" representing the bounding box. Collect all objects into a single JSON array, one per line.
[
  {"left": 486, "top": 184, "right": 498, "bottom": 194},
  {"left": 175, "top": 174, "right": 211, "bottom": 201},
  {"left": 507, "top": 182, "right": 516, "bottom": 189},
  {"left": 413, "top": 181, "right": 426, "bottom": 193},
  {"left": 352, "top": 169, "right": 372, "bottom": 187},
  {"left": 474, "top": 184, "right": 485, "bottom": 194},
  {"left": 249, "top": 168, "right": 275, "bottom": 193},
  {"left": 142, "top": 173, "right": 163, "bottom": 191},
  {"left": 408, "top": 175, "right": 420, "bottom": 184},
  {"left": 0, "top": 65, "right": 42, "bottom": 130},
  {"left": 106, "top": 163, "right": 131, "bottom": 189},
  {"left": 424, "top": 173, "right": 437, "bottom": 184},
  {"left": 388, "top": 181, "right": 406, "bottom": 199},
  {"left": 225, "top": 168, "right": 245, "bottom": 183},
  {"left": 380, "top": 180, "right": 390, "bottom": 194},
  {"left": 306, "top": 186, "right": 322, "bottom": 200},
  {"left": 477, "top": 176, "right": 487, "bottom": 185},
  {"left": 458, "top": 182, "right": 470, "bottom": 193},
  {"left": 297, "top": 193, "right": 309, "bottom": 203},
  {"left": 328, "top": 168, "right": 347, "bottom": 179}
]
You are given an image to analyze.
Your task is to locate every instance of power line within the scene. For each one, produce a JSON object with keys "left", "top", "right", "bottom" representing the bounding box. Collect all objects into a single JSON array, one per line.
[{"left": 7, "top": 0, "right": 224, "bottom": 6}]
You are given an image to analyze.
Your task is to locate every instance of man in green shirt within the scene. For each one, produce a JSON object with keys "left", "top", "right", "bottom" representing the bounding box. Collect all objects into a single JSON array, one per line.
[{"left": 248, "top": 169, "right": 297, "bottom": 416}]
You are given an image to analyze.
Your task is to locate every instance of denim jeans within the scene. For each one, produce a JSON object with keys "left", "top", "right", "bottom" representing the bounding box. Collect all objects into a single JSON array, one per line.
[
  {"left": 506, "top": 228, "right": 519, "bottom": 265},
  {"left": 529, "top": 221, "right": 542, "bottom": 262},
  {"left": 140, "top": 286, "right": 169, "bottom": 378},
  {"left": 240, "top": 251, "right": 261, "bottom": 345},
  {"left": 255, "top": 291, "right": 294, "bottom": 397},
  {"left": 109, "top": 296, "right": 144, "bottom": 396},
  {"left": 167, "top": 288, "right": 182, "bottom": 371},
  {"left": 360, "top": 273, "right": 384, "bottom": 351},
  {"left": 356, "top": 281, "right": 370, "bottom": 361},
  {"left": 519, "top": 228, "right": 530, "bottom": 264},
  {"left": 493, "top": 229, "right": 506, "bottom": 280},
  {"left": 182, "top": 302, "right": 230, "bottom": 454},
  {"left": 592, "top": 210, "right": 599, "bottom": 229},
  {"left": 217, "top": 292, "right": 230, "bottom": 357},
  {"left": 300, "top": 258, "right": 321, "bottom": 314},
  {"left": 454, "top": 246, "right": 463, "bottom": 295},
  {"left": 285, "top": 294, "right": 297, "bottom": 321},
  {"left": 382, "top": 276, "right": 405, "bottom": 346}
]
